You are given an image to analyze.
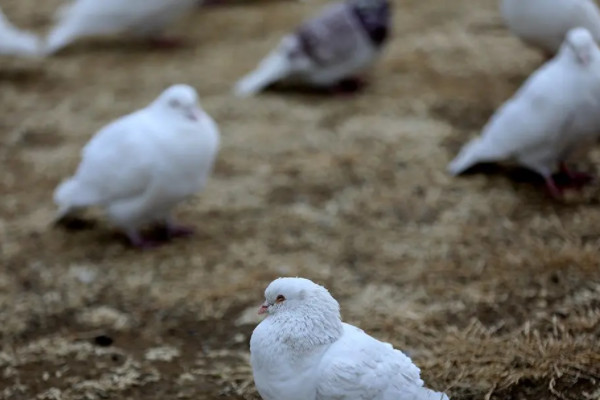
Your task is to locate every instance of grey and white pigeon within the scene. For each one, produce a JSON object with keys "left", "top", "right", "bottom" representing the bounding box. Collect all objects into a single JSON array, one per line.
[
  {"left": 53, "top": 84, "right": 220, "bottom": 248},
  {"left": 0, "top": 7, "right": 40, "bottom": 56},
  {"left": 44, "top": 0, "right": 197, "bottom": 55},
  {"left": 250, "top": 277, "right": 450, "bottom": 400},
  {"left": 500, "top": 0, "right": 600, "bottom": 56},
  {"left": 448, "top": 28, "right": 600, "bottom": 198},
  {"left": 234, "top": 0, "right": 391, "bottom": 96}
]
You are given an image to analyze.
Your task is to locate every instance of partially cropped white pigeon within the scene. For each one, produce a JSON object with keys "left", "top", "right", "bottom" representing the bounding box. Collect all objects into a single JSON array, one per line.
[
  {"left": 500, "top": 0, "right": 600, "bottom": 55},
  {"left": 250, "top": 277, "right": 449, "bottom": 400},
  {"left": 448, "top": 28, "right": 600, "bottom": 198},
  {"left": 44, "top": 0, "right": 197, "bottom": 55},
  {"left": 53, "top": 84, "right": 220, "bottom": 248},
  {"left": 0, "top": 7, "right": 40, "bottom": 56},
  {"left": 234, "top": 0, "right": 391, "bottom": 96}
]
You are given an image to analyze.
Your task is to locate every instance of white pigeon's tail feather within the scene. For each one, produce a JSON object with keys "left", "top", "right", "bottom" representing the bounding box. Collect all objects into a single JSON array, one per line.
[
  {"left": 53, "top": 178, "right": 97, "bottom": 219},
  {"left": 44, "top": 22, "right": 78, "bottom": 55},
  {"left": 234, "top": 50, "right": 291, "bottom": 97},
  {"left": 2, "top": 29, "right": 40, "bottom": 56},
  {"left": 0, "top": 9, "right": 41, "bottom": 56},
  {"left": 447, "top": 138, "right": 488, "bottom": 176},
  {"left": 54, "top": 178, "right": 79, "bottom": 218}
]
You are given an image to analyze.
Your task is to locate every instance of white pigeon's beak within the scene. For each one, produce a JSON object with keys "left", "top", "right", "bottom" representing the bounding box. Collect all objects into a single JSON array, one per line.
[
  {"left": 185, "top": 106, "right": 202, "bottom": 121},
  {"left": 258, "top": 302, "right": 269, "bottom": 315},
  {"left": 567, "top": 41, "right": 591, "bottom": 65}
]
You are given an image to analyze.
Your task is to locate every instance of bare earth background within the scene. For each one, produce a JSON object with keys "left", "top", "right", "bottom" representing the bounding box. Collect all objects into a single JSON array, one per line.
[{"left": 1, "top": 0, "right": 600, "bottom": 399}]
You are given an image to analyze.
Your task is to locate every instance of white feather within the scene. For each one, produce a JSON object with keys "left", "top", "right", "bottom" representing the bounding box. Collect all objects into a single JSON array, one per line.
[
  {"left": 448, "top": 28, "right": 600, "bottom": 179},
  {"left": 44, "top": 0, "right": 196, "bottom": 55},
  {"left": 234, "top": 1, "right": 385, "bottom": 96},
  {"left": 54, "top": 84, "right": 220, "bottom": 242},
  {"left": 234, "top": 37, "right": 296, "bottom": 97},
  {"left": 250, "top": 277, "right": 449, "bottom": 400},
  {"left": 0, "top": 7, "right": 40, "bottom": 56},
  {"left": 501, "top": 0, "right": 600, "bottom": 54}
]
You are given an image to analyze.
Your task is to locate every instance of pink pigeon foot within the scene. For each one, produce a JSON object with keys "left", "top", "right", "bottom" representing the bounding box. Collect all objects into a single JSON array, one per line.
[
  {"left": 127, "top": 232, "right": 161, "bottom": 249},
  {"left": 559, "top": 162, "right": 594, "bottom": 188},
  {"left": 544, "top": 176, "right": 564, "bottom": 199}
]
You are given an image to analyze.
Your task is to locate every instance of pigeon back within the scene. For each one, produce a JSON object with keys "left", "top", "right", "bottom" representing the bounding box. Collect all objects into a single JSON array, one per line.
[
  {"left": 501, "top": 0, "right": 600, "bottom": 54},
  {"left": 45, "top": 0, "right": 194, "bottom": 54},
  {"left": 296, "top": 3, "right": 365, "bottom": 67}
]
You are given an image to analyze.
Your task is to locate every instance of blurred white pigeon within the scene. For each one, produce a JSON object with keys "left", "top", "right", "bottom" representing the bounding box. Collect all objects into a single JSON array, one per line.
[
  {"left": 54, "top": 84, "right": 220, "bottom": 248},
  {"left": 500, "top": 0, "right": 600, "bottom": 56},
  {"left": 0, "top": 7, "right": 40, "bottom": 56},
  {"left": 234, "top": 0, "right": 391, "bottom": 96},
  {"left": 44, "top": 0, "right": 197, "bottom": 55},
  {"left": 251, "top": 277, "right": 450, "bottom": 400},
  {"left": 448, "top": 28, "right": 600, "bottom": 198}
]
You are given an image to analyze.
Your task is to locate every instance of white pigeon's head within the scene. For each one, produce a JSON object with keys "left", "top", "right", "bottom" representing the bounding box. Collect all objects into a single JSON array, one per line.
[
  {"left": 561, "top": 27, "right": 598, "bottom": 66},
  {"left": 259, "top": 277, "right": 340, "bottom": 318},
  {"left": 153, "top": 84, "right": 203, "bottom": 122}
]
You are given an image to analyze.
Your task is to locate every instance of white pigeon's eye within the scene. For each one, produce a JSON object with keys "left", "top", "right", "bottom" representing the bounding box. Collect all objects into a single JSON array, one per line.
[
  {"left": 275, "top": 295, "right": 285, "bottom": 303},
  {"left": 169, "top": 99, "right": 181, "bottom": 108}
]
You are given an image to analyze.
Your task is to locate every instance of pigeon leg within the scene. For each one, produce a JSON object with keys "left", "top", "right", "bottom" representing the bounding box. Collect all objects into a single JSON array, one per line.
[
  {"left": 126, "top": 229, "right": 160, "bottom": 249},
  {"left": 544, "top": 176, "right": 564, "bottom": 199},
  {"left": 165, "top": 218, "right": 195, "bottom": 239},
  {"left": 333, "top": 77, "right": 367, "bottom": 94},
  {"left": 559, "top": 162, "right": 594, "bottom": 187}
]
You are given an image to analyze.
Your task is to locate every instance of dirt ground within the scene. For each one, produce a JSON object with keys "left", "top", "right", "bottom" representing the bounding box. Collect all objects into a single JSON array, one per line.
[{"left": 1, "top": 0, "right": 600, "bottom": 399}]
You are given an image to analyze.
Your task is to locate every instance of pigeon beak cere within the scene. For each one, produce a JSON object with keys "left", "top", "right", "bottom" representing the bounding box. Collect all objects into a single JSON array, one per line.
[
  {"left": 185, "top": 106, "right": 202, "bottom": 122},
  {"left": 567, "top": 41, "right": 591, "bottom": 66},
  {"left": 258, "top": 302, "right": 269, "bottom": 315}
]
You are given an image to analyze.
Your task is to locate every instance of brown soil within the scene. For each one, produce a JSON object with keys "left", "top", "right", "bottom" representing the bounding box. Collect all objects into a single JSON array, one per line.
[{"left": 1, "top": 0, "right": 600, "bottom": 399}]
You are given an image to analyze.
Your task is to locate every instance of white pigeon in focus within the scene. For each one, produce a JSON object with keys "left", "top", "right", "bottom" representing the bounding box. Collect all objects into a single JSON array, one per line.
[
  {"left": 250, "top": 277, "right": 450, "bottom": 400},
  {"left": 234, "top": 0, "right": 391, "bottom": 96},
  {"left": 500, "top": 0, "right": 600, "bottom": 56},
  {"left": 0, "top": 7, "right": 40, "bottom": 56},
  {"left": 53, "top": 84, "right": 220, "bottom": 248},
  {"left": 448, "top": 28, "right": 600, "bottom": 198},
  {"left": 44, "top": 0, "right": 197, "bottom": 55}
]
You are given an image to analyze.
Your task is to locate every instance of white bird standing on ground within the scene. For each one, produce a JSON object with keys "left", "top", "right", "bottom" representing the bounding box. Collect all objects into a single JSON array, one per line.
[
  {"left": 44, "top": 0, "right": 197, "bottom": 55},
  {"left": 500, "top": 0, "right": 600, "bottom": 56},
  {"left": 53, "top": 84, "right": 220, "bottom": 248},
  {"left": 234, "top": 0, "right": 391, "bottom": 96},
  {"left": 0, "top": 7, "right": 40, "bottom": 56},
  {"left": 448, "top": 28, "right": 600, "bottom": 198},
  {"left": 250, "top": 277, "right": 450, "bottom": 400}
]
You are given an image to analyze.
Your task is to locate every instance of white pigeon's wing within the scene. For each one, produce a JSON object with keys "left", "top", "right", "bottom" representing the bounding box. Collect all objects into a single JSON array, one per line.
[
  {"left": 45, "top": 0, "right": 193, "bottom": 54},
  {"left": 0, "top": 7, "right": 40, "bottom": 56},
  {"left": 482, "top": 62, "right": 575, "bottom": 151},
  {"left": 316, "top": 324, "right": 446, "bottom": 400},
  {"left": 297, "top": 3, "right": 366, "bottom": 68},
  {"left": 482, "top": 63, "right": 575, "bottom": 155},
  {"left": 68, "top": 111, "right": 156, "bottom": 207}
]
